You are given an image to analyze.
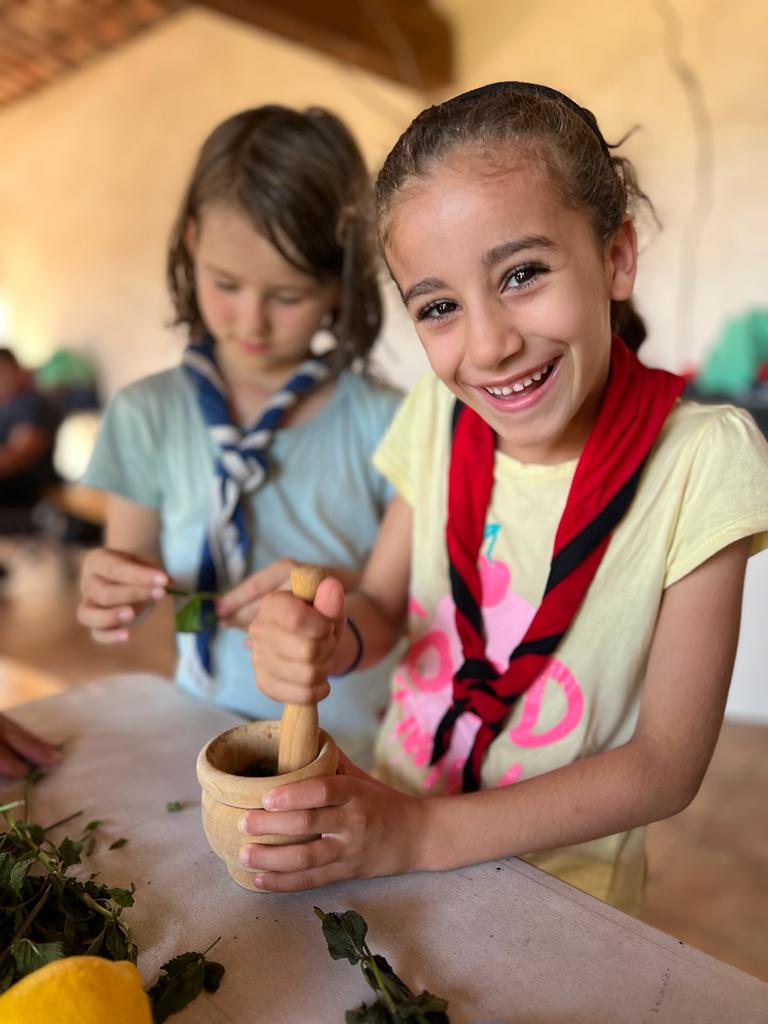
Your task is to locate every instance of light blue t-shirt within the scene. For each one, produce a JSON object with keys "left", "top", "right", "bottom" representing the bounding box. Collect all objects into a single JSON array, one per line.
[{"left": 83, "top": 367, "right": 402, "bottom": 767}]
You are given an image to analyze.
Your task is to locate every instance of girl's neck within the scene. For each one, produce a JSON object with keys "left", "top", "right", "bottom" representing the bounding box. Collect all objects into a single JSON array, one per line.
[{"left": 215, "top": 354, "right": 337, "bottom": 429}]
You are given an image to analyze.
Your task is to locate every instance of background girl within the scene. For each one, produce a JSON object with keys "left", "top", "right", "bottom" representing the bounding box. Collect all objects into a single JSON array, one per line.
[
  {"left": 78, "top": 105, "right": 400, "bottom": 766},
  {"left": 243, "top": 83, "right": 768, "bottom": 913}
]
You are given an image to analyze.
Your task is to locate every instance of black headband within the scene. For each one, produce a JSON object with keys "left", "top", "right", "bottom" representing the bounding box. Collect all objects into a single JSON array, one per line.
[{"left": 441, "top": 81, "right": 611, "bottom": 159}]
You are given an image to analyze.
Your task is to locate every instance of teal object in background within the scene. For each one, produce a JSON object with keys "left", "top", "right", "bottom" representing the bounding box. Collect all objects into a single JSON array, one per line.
[
  {"left": 35, "top": 347, "right": 95, "bottom": 389},
  {"left": 697, "top": 309, "right": 768, "bottom": 395}
]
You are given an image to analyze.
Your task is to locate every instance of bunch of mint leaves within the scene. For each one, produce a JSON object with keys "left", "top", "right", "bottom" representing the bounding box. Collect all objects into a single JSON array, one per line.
[
  {"left": 315, "top": 907, "right": 449, "bottom": 1023},
  {"left": 0, "top": 796, "right": 224, "bottom": 1020}
]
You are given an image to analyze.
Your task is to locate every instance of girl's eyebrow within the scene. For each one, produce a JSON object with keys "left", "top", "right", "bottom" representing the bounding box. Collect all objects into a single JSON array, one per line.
[
  {"left": 482, "top": 236, "right": 556, "bottom": 267},
  {"left": 400, "top": 235, "right": 558, "bottom": 304},
  {"left": 204, "top": 263, "right": 239, "bottom": 278},
  {"left": 401, "top": 277, "right": 448, "bottom": 305}
]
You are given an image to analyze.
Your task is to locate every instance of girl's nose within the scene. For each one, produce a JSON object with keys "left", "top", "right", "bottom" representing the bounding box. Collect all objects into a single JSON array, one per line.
[
  {"left": 240, "top": 296, "right": 269, "bottom": 338},
  {"left": 464, "top": 305, "right": 524, "bottom": 370}
]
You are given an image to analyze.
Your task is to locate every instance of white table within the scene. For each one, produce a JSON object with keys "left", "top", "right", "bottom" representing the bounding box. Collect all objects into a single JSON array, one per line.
[{"left": 2, "top": 675, "right": 766, "bottom": 1023}]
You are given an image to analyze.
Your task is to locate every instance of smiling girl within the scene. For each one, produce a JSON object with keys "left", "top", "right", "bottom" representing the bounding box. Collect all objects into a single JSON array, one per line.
[
  {"left": 77, "top": 107, "right": 400, "bottom": 765},
  {"left": 243, "top": 83, "right": 768, "bottom": 913}
]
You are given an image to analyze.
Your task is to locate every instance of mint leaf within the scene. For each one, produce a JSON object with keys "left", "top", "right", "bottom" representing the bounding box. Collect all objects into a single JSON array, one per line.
[
  {"left": 148, "top": 947, "right": 225, "bottom": 1022},
  {"left": 314, "top": 907, "right": 368, "bottom": 964},
  {"left": 175, "top": 595, "right": 204, "bottom": 633},
  {"left": 55, "top": 837, "right": 82, "bottom": 869},
  {"left": 10, "top": 939, "right": 65, "bottom": 977},
  {"left": 316, "top": 908, "right": 450, "bottom": 1023},
  {"left": 203, "top": 959, "right": 225, "bottom": 993}
]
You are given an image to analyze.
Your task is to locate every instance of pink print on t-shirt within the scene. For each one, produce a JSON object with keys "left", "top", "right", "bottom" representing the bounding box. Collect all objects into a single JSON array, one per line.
[{"left": 388, "top": 555, "right": 584, "bottom": 791}]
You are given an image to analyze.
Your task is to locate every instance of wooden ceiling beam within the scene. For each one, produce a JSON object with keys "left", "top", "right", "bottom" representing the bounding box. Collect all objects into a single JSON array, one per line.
[{"left": 191, "top": 0, "right": 452, "bottom": 91}]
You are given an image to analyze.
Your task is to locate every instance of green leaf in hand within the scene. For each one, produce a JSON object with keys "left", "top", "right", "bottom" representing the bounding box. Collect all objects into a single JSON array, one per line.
[
  {"left": 174, "top": 595, "right": 204, "bottom": 633},
  {"left": 170, "top": 588, "right": 218, "bottom": 634}
]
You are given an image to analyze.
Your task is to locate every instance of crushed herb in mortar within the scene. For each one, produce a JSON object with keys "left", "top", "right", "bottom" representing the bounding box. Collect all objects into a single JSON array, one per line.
[
  {"left": 234, "top": 760, "right": 278, "bottom": 778},
  {"left": 315, "top": 907, "right": 450, "bottom": 1023}
]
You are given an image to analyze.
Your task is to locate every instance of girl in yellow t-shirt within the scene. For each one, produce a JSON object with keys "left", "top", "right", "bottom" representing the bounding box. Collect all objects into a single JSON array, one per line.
[{"left": 243, "top": 83, "right": 768, "bottom": 912}]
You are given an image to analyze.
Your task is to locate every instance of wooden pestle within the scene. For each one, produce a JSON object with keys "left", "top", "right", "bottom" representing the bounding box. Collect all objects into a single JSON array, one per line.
[{"left": 276, "top": 565, "right": 326, "bottom": 775}]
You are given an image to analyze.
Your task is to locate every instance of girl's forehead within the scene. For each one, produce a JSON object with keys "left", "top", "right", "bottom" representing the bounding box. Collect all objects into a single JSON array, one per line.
[
  {"left": 385, "top": 155, "right": 562, "bottom": 261},
  {"left": 196, "top": 202, "right": 313, "bottom": 280}
]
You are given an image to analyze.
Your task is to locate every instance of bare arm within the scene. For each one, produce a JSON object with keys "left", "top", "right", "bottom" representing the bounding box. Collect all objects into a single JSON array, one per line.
[{"left": 331, "top": 494, "right": 413, "bottom": 672}]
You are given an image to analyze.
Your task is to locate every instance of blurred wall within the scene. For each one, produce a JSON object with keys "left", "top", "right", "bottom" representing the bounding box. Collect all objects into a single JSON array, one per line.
[
  {"left": 442, "top": 0, "right": 768, "bottom": 375},
  {"left": 0, "top": 6, "right": 427, "bottom": 395}
]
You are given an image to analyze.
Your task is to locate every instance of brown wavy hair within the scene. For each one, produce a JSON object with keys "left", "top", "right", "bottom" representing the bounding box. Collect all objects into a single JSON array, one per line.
[
  {"left": 168, "top": 106, "right": 382, "bottom": 371},
  {"left": 376, "top": 84, "right": 652, "bottom": 350}
]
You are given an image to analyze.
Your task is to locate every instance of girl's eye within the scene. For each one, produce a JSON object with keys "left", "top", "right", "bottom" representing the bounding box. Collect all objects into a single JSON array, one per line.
[
  {"left": 414, "top": 299, "right": 458, "bottom": 322},
  {"left": 214, "top": 280, "right": 239, "bottom": 292},
  {"left": 503, "top": 262, "right": 549, "bottom": 291},
  {"left": 273, "top": 294, "right": 303, "bottom": 306}
]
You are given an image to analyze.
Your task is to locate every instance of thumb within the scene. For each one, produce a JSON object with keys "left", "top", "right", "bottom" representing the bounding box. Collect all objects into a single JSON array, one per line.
[{"left": 313, "top": 576, "right": 346, "bottom": 628}]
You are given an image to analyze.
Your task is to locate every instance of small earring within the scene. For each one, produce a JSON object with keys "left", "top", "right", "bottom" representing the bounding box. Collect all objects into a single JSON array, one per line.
[{"left": 312, "top": 312, "right": 338, "bottom": 355}]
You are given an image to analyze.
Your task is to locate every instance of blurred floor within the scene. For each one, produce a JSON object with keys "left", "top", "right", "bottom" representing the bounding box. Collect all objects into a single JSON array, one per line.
[{"left": 0, "top": 538, "right": 766, "bottom": 981}]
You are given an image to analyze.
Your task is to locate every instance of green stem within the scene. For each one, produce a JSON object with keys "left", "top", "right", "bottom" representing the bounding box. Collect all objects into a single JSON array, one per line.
[
  {"left": 0, "top": 800, "right": 25, "bottom": 814},
  {"left": 167, "top": 587, "right": 218, "bottom": 600},
  {"left": 363, "top": 944, "right": 398, "bottom": 1015},
  {"left": 78, "top": 891, "right": 118, "bottom": 921},
  {"left": 201, "top": 936, "right": 222, "bottom": 957},
  {"left": 0, "top": 882, "right": 52, "bottom": 967},
  {"left": 42, "top": 810, "right": 83, "bottom": 833}
]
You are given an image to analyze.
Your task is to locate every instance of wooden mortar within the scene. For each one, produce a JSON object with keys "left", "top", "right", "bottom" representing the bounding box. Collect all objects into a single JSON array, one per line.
[
  {"left": 196, "top": 720, "right": 338, "bottom": 888},
  {"left": 196, "top": 564, "right": 338, "bottom": 889}
]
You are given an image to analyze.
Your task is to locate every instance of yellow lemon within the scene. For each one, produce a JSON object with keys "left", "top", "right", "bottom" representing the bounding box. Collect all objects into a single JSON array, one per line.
[{"left": 0, "top": 955, "right": 152, "bottom": 1024}]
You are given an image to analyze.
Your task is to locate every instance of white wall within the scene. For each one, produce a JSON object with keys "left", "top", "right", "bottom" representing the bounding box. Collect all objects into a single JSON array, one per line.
[
  {"left": 727, "top": 550, "right": 768, "bottom": 724},
  {"left": 0, "top": 7, "right": 424, "bottom": 395}
]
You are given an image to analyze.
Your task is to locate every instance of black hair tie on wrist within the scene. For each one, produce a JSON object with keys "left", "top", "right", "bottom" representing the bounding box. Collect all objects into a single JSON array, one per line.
[{"left": 332, "top": 617, "right": 363, "bottom": 678}]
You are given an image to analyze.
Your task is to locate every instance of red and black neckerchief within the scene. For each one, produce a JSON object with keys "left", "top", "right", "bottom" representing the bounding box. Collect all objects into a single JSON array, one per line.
[{"left": 434, "top": 336, "right": 685, "bottom": 791}]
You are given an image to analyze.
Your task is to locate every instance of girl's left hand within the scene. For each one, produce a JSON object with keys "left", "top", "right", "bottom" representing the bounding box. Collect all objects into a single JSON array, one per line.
[
  {"left": 216, "top": 558, "right": 296, "bottom": 630},
  {"left": 237, "top": 753, "right": 426, "bottom": 892}
]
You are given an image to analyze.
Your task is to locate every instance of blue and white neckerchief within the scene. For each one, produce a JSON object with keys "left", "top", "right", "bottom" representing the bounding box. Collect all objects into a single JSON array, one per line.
[{"left": 181, "top": 335, "right": 332, "bottom": 690}]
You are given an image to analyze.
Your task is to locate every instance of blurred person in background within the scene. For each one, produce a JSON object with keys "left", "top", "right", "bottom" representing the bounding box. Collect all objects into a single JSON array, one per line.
[{"left": 0, "top": 348, "right": 60, "bottom": 515}]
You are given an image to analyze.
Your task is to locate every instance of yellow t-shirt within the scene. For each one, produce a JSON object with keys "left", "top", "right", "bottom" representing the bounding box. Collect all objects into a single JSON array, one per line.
[{"left": 372, "top": 374, "right": 768, "bottom": 914}]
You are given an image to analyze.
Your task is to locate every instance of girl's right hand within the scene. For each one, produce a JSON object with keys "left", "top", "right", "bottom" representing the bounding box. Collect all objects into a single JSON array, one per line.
[
  {"left": 77, "top": 547, "right": 168, "bottom": 644},
  {"left": 249, "top": 576, "right": 346, "bottom": 705}
]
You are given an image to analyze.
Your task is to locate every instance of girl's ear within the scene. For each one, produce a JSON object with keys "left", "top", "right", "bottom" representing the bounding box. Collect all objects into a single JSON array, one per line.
[
  {"left": 183, "top": 217, "right": 199, "bottom": 257},
  {"left": 607, "top": 217, "right": 637, "bottom": 301}
]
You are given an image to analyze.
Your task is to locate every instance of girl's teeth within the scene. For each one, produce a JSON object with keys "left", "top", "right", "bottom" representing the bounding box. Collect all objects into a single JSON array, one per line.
[{"left": 485, "top": 363, "right": 551, "bottom": 397}]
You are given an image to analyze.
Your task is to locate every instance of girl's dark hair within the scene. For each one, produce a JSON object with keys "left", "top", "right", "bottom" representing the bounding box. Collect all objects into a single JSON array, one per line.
[
  {"left": 376, "top": 83, "right": 650, "bottom": 350},
  {"left": 168, "top": 106, "right": 382, "bottom": 371}
]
